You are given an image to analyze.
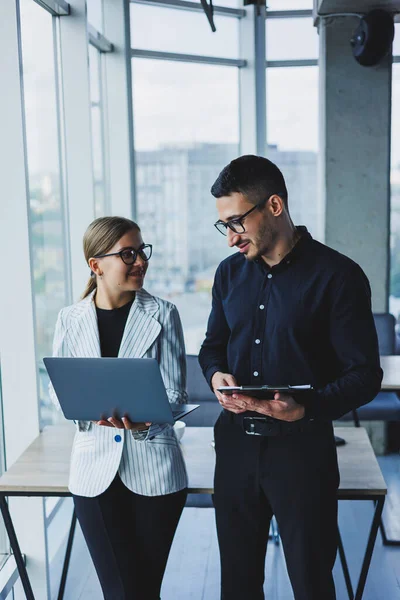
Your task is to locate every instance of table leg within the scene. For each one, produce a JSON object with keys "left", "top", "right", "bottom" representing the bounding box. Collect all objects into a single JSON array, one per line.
[
  {"left": 354, "top": 497, "right": 385, "bottom": 600},
  {"left": 337, "top": 527, "right": 354, "bottom": 600},
  {"left": 0, "top": 495, "right": 35, "bottom": 600},
  {"left": 57, "top": 508, "right": 77, "bottom": 600}
]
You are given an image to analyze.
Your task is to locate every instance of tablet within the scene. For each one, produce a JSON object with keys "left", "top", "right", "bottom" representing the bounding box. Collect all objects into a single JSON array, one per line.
[
  {"left": 216, "top": 384, "right": 313, "bottom": 400},
  {"left": 44, "top": 357, "right": 199, "bottom": 424}
]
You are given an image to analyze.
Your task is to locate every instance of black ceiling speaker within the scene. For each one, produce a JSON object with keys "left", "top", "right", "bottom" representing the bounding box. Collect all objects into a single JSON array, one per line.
[{"left": 350, "top": 9, "right": 395, "bottom": 67}]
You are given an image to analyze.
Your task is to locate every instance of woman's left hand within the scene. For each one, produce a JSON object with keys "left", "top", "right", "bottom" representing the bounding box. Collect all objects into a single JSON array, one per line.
[{"left": 94, "top": 417, "right": 152, "bottom": 431}]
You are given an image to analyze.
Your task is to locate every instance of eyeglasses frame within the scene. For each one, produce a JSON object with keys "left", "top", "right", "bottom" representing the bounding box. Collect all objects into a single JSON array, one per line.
[{"left": 93, "top": 243, "right": 153, "bottom": 265}]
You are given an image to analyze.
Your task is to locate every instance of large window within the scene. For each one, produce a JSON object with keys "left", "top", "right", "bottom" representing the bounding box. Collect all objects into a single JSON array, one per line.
[
  {"left": 266, "top": 13, "right": 320, "bottom": 239},
  {"left": 266, "top": 17, "right": 317, "bottom": 61},
  {"left": 131, "top": 3, "right": 240, "bottom": 353},
  {"left": 19, "top": 0, "right": 69, "bottom": 427},
  {"left": 132, "top": 59, "right": 239, "bottom": 353},
  {"left": 130, "top": 4, "right": 239, "bottom": 58},
  {"left": 266, "top": 66, "right": 320, "bottom": 238}
]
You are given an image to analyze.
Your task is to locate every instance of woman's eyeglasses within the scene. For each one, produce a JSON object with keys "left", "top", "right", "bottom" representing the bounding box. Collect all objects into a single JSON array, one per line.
[{"left": 94, "top": 244, "right": 153, "bottom": 265}]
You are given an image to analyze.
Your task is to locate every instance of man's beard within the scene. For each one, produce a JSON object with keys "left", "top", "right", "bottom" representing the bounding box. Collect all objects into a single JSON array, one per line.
[{"left": 245, "top": 219, "right": 278, "bottom": 261}]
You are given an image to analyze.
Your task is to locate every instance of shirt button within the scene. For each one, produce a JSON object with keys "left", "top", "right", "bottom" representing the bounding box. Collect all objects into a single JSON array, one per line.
[
  {"left": 253, "top": 371, "right": 259, "bottom": 377},
  {"left": 255, "top": 339, "right": 261, "bottom": 344},
  {"left": 114, "top": 435, "right": 122, "bottom": 442},
  {"left": 267, "top": 273, "right": 272, "bottom": 279},
  {"left": 259, "top": 305, "right": 265, "bottom": 310}
]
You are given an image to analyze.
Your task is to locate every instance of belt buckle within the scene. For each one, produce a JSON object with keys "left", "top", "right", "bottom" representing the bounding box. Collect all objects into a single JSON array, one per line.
[{"left": 243, "top": 416, "right": 267, "bottom": 436}]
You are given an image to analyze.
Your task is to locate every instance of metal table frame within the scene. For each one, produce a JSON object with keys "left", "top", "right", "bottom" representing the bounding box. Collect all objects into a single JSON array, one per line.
[{"left": 0, "top": 490, "right": 385, "bottom": 600}]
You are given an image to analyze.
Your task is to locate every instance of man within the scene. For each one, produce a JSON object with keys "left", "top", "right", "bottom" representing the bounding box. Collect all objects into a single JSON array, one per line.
[{"left": 198, "top": 155, "right": 382, "bottom": 600}]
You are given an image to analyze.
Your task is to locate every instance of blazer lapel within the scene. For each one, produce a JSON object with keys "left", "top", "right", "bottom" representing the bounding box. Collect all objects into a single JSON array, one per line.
[
  {"left": 118, "top": 289, "right": 161, "bottom": 358},
  {"left": 68, "top": 292, "right": 101, "bottom": 358}
]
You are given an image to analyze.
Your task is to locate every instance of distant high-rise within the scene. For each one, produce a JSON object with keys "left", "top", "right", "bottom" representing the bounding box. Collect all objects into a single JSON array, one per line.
[{"left": 136, "top": 143, "right": 318, "bottom": 296}]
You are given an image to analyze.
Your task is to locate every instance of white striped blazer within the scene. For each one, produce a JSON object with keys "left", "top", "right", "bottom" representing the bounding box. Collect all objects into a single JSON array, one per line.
[{"left": 49, "top": 289, "right": 188, "bottom": 497}]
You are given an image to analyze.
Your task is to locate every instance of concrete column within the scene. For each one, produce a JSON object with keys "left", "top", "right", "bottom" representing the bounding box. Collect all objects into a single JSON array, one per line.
[{"left": 318, "top": 15, "right": 391, "bottom": 311}]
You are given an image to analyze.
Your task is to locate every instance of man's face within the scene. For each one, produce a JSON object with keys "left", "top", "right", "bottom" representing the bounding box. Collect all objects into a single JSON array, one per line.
[{"left": 216, "top": 192, "right": 278, "bottom": 261}]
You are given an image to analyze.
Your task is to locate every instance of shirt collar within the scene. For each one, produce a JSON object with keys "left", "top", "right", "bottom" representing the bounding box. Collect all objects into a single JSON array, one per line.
[{"left": 254, "top": 226, "right": 312, "bottom": 273}]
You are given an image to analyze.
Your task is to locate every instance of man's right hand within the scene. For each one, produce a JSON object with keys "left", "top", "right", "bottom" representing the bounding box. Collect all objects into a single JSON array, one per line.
[{"left": 211, "top": 371, "right": 247, "bottom": 414}]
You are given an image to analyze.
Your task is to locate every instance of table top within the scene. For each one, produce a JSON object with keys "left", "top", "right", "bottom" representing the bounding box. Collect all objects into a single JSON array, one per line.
[
  {"left": 380, "top": 355, "right": 400, "bottom": 391},
  {"left": 0, "top": 425, "right": 386, "bottom": 498}
]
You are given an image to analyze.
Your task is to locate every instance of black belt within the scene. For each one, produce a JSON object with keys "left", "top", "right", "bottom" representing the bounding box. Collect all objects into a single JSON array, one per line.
[{"left": 238, "top": 414, "right": 317, "bottom": 437}]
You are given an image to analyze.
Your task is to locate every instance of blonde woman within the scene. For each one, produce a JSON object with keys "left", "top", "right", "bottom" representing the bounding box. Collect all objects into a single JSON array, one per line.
[{"left": 50, "top": 217, "right": 188, "bottom": 600}]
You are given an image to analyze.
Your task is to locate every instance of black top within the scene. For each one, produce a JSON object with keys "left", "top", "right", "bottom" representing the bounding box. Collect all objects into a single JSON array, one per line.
[
  {"left": 96, "top": 297, "right": 134, "bottom": 358},
  {"left": 198, "top": 226, "right": 383, "bottom": 421}
]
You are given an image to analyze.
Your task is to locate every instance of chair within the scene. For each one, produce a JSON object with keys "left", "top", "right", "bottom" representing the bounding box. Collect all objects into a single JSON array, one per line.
[
  {"left": 182, "top": 354, "right": 222, "bottom": 427},
  {"left": 338, "top": 313, "right": 400, "bottom": 425}
]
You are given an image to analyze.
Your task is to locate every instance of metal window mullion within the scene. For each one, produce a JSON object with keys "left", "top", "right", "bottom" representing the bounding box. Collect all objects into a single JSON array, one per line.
[
  {"left": 131, "top": 48, "right": 245, "bottom": 67},
  {"left": 58, "top": 0, "right": 96, "bottom": 301},
  {"left": 266, "top": 9, "right": 312, "bottom": 19},
  {"left": 131, "top": 0, "right": 245, "bottom": 18},
  {"left": 266, "top": 59, "right": 318, "bottom": 68},
  {"left": 103, "top": 0, "right": 136, "bottom": 219},
  {"left": 53, "top": 15, "right": 73, "bottom": 307},
  {"left": 33, "top": 0, "right": 70, "bottom": 16},
  {"left": 238, "top": 5, "right": 266, "bottom": 156},
  {"left": 99, "top": 52, "right": 112, "bottom": 215},
  {"left": 88, "top": 24, "right": 114, "bottom": 53}
]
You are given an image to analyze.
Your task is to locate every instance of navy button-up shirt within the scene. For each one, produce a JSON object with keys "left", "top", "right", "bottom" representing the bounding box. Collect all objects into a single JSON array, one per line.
[{"left": 198, "top": 227, "right": 383, "bottom": 421}]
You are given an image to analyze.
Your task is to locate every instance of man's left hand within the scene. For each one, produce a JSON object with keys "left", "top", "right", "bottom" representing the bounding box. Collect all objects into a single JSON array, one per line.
[{"left": 220, "top": 392, "right": 305, "bottom": 422}]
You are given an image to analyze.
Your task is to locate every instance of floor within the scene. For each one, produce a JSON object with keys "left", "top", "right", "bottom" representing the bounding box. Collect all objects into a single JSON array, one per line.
[{"left": 50, "top": 454, "right": 400, "bottom": 600}]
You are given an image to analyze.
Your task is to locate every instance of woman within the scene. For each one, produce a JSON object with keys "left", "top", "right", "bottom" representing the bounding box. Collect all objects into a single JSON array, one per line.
[{"left": 50, "top": 216, "right": 188, "bottom": 600}]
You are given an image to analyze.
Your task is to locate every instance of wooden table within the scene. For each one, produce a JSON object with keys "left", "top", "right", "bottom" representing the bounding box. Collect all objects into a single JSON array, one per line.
[
  {"left": 0, "top": 426, "right": 386, "bottom": 600},
  {"left": 367, "top": 355, "right": 400, "bottom": 546}
]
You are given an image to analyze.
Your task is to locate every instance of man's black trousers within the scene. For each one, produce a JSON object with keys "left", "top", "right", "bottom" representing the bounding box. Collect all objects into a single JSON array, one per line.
[{"left": 213, "top": 411, "right": 340, "bottom": 600}]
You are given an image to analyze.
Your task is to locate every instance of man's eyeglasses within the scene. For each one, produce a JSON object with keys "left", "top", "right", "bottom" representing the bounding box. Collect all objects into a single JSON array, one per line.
[
  {"left": 214, "top": 200, "right": 266, "bottom": 236},
  {"left": 94, "top": 244, "right": 153, "bottom": 265}
]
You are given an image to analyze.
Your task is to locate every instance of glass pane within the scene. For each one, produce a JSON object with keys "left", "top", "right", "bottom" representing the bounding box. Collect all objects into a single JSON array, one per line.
[
  {"left": 393, "top": 23, "right": 400, "bottom": 56},
  {"left": 132, "top": 59, "right": 239, "bottom": 353},
  {"left": 267, "top": 66, "right": 320, "bottom": 238},
  {"left": 267, "top": 0, "right": 312, "bottom": 9},
  {"left": 130, "top": 5, "right": 239, "bottom": 59},
  {"left": 19, "top": 0, "right": 68, "bottom": 428},
  {"left": 267, "top": 17, "right": 318, "bottom": 61},
  {"left": 88, "top": 45, "right": 107, "bottom": 217},
  {"left": 87, "top": 0, "right": 103, "bottom": 32},
  {"left": 390, "top": 64, "right": 400, "bottom": 317}
]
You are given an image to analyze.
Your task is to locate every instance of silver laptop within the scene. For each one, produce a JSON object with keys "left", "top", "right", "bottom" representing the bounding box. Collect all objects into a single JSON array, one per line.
[{"left": 43, "top": 357, "right": 199, "bottom": 425}]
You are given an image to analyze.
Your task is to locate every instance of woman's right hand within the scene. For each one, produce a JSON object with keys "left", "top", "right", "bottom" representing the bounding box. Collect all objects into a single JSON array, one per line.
[{"left": 92, "top": 418, "right": 151, "bottom": 431}]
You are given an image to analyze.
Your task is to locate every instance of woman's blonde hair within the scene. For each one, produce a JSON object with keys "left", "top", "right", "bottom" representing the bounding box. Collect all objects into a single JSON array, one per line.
[{"left": 81, "top": 216, "right": 140, "bottom": 299}]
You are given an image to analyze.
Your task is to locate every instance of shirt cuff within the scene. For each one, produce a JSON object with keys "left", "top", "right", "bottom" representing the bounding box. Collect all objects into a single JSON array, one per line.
[{"left": 205, "top": 365, "right": 224, "bottom": 391}]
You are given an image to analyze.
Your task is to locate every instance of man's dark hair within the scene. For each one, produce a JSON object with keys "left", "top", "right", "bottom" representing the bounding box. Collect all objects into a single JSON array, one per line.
[{"left": 211, "top": 155, "right": 288, "bottom": 208}]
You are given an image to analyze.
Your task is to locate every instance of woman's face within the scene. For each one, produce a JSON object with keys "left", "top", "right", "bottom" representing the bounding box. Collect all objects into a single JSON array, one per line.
[{"left": 94, "top": 229, "right": 150, "bottom": 293}]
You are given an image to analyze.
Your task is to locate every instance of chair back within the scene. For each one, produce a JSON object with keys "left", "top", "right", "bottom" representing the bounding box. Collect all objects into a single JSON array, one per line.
[
  {"left": 184, "top": 354, "right": 220, "bottom": 427},
  {"left": 373, "top": 313, "right": 396, "bottom": 356}
]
